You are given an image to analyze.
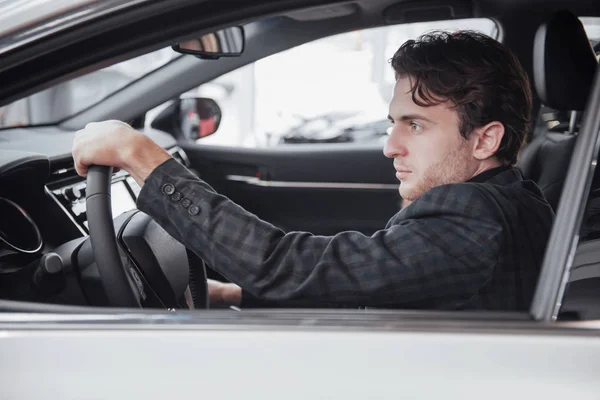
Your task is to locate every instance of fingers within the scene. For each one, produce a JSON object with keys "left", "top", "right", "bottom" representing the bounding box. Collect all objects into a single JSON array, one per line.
[
  {"left": 72, "top": 119, "right": 155, "bottom": 181},
  {"left": 72, "top": 130, "right": 86, "bottom": 177},
  {"left": 74, "top": 160, "right": 88, "bottom": 177},
  {"left": 72, "top": 120, "right": 125, "bottom": 176}
]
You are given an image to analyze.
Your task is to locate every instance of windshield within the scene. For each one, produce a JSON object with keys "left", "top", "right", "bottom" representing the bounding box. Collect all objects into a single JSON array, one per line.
[{"left": 0, "top": 47, "right": 181, "bottom": 129}]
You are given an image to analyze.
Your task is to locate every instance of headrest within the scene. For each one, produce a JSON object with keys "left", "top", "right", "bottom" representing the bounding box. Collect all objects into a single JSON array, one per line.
[{"left": 534, "top": 10, "right": 598, "bottom": 111}]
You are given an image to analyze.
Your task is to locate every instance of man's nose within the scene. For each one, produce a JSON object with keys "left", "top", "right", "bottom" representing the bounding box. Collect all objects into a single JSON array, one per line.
[{"left": 383, "top": 130, "right": 408, "bottom": 159}]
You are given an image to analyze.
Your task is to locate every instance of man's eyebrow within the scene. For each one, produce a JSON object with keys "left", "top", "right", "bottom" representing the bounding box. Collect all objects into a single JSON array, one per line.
[{"left": 388, "top": 114, "right": 435, "bottom": 123}]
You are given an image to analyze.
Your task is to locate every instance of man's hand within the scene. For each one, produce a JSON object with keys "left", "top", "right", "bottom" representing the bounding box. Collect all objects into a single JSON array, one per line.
[
  {"left": 208, "top": 279, "right": 242, "bottom": 307},
  {"left": 72, "top": 120, "right": 171, "bottom": 186}
]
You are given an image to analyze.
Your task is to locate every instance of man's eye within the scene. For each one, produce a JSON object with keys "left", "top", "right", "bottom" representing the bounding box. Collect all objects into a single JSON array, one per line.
[{"left": 410, "top": 122, "right": 423, "bottom": 133}]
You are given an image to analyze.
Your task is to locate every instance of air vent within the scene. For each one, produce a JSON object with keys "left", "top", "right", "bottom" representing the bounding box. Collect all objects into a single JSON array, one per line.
[
  {"left": 50, "top": 157, "right": 77, "bottom": 178},
  {"left": 168, "top": 146, "right": 190, "bottom": 167}
]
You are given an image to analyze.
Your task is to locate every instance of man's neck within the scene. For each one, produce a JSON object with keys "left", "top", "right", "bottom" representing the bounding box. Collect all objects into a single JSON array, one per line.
[
  {"left": 469, "top": 160, "right": 504, "bottom": 181},
  {"left": 468, "top": 161, "right": 511, "bottom": 184}
]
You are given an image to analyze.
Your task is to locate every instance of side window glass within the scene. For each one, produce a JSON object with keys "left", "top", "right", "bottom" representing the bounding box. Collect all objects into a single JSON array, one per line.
[
  {"left": 146, "top": 19, "right": 497, "bottom": 148},
  {"left": 580, "top": 17, "right": 600, "bottom": 56}
]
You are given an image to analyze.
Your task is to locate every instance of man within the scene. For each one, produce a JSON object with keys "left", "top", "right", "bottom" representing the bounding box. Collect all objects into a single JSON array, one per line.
[{"left": 72, "top": 31, "right": 554, "bottom": 311}]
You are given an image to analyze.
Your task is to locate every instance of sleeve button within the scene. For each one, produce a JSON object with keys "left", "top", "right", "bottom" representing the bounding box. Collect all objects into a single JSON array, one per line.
[
  {"left": 188, "top": 205, "right": 200, "bottom": 215},
  {"left": 181, "top": 198, "right": 192, "bottom": 208},
  {"left": 171, "top": 192, "right": 182, "bottom": 201},
  {"left": 162, "top": 183, "right": 175, "bottom": 195}
]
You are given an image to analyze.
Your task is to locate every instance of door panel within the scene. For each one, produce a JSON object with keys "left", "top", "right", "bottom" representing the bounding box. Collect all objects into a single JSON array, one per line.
[{"left": 179, "top": 143, "right": 401, "bottom": 236}]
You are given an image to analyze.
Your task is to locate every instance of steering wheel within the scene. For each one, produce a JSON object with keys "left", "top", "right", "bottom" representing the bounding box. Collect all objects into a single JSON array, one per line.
[{"left": 84, "top": 165, "right": 208, "bottom": 309}]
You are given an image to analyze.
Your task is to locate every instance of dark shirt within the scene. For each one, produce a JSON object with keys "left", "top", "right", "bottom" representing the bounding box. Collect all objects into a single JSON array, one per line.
[
  {"left": 137, "top": 159, "right": 554, "bottom": 310},
  {"left": 468, "top": 165, "right": 512, "bottom": 183}
]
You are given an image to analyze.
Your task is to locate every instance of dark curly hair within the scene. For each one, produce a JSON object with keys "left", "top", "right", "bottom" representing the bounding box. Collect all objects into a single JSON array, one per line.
[{"left": 390, "top": 30, "right": 532, "bottom": 165}]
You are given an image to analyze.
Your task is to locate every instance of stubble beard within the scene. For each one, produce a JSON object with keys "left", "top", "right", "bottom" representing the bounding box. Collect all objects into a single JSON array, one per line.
[{"left": 399, "top": 140, "right": 472, "bottom": 202}]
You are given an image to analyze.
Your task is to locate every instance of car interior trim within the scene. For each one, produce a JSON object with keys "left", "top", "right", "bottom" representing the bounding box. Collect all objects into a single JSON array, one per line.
[
  {"left": 225, "top": 174, "right": 400, "bottom": 190},
  {"left": 44, "top": 186, "right": 88, "bottom": 237},
  {"left": 167, "top": 146, "right": 191, "bottom": 167},
  {"left": 0, "top": 0, "right": 152, "bottom": 57},
  {"left": 0, "top": 197, "right": 44, "bottom": 254}
]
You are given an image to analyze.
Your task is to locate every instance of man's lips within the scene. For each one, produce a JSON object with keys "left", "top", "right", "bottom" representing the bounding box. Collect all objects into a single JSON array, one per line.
[{"left": 394, "top": 167, "right": 411, "bottom": 180}]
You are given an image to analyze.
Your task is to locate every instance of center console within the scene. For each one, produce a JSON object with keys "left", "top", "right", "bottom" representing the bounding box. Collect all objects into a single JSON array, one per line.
[{"left": 45, "top": 146, "right": 190, "bottom": 235}]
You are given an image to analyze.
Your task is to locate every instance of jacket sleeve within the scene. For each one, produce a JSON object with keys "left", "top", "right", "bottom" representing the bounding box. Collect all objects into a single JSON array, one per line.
[{"left": 137, "top": 158, "right": 503, "bottom": 307}]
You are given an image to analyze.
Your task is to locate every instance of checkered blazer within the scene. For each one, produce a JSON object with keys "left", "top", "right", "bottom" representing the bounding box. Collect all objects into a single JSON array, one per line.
[{"left": 138, "top": 159, "right": 554, "bottom": 310}]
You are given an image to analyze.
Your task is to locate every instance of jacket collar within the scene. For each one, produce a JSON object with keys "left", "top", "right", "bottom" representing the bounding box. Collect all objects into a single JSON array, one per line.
[{"left": 469, "top": 166, "right": 523, "bottom": 186}]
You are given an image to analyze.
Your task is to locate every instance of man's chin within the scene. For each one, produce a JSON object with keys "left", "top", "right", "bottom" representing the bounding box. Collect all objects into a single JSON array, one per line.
[
  {"left": 400, "top": 180, "right": 428, "bottom": 201},
  {"left": 399, "top": 184, "right": 415, "bottom": 202}
]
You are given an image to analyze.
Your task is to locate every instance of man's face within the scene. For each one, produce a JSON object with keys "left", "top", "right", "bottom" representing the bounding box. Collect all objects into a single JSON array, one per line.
[{"left": 384, "top": 77, "right": 479, "bottom": 201}]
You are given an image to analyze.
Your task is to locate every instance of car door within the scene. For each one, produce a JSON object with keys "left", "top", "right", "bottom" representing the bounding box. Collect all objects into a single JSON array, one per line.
[{"left": 180, "top": 142, "right": 399, "bottom": 236}]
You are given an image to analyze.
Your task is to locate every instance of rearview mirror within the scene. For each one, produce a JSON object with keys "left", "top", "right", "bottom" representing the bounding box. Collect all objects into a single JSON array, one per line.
[{"left": 172, "top": 27, "right": 245, "bottom": 59}]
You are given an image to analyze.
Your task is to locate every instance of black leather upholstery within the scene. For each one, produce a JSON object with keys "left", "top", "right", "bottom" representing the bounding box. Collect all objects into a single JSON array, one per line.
[
  {"left": 533, "top": 10, "right": 597, "bottom": 111},
  {"left": 518, "top": 132, "right": 577, "bottom": 211},
  {"left": 519, "top": 10, "right": 598, "bottom": 212}
]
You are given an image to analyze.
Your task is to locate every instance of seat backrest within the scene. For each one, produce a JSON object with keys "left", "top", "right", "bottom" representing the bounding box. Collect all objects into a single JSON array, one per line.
[
  {"left": 518, "top": 10, "right": 598, "bottom": 211},
  {"left": 518, "top": 132, "right": 577, "bottom": 210}
]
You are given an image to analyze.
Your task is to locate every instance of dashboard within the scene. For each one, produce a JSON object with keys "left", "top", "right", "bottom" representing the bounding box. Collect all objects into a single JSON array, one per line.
[
  {"left": 48, "top": 173, "right": 141, "bottom": 234},
  {"left": 0, "top": 126, "right": 186, "bottom": 305},
  {"left": 45, "top": 146, "right": 188, "bottom": 235}
]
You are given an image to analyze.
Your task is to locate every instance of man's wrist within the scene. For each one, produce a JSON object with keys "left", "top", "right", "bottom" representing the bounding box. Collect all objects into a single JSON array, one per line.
[
  {"left": 223, "top": 283, "right": 242, "bottom": 307},
  {"left": 121, "top": 134, "right": 171, "bottom": 187}
]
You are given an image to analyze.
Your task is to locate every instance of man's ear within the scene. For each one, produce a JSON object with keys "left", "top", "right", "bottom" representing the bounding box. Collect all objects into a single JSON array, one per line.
[{"left": 472, "top": 121, "right": 505, "bottom": 161}]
